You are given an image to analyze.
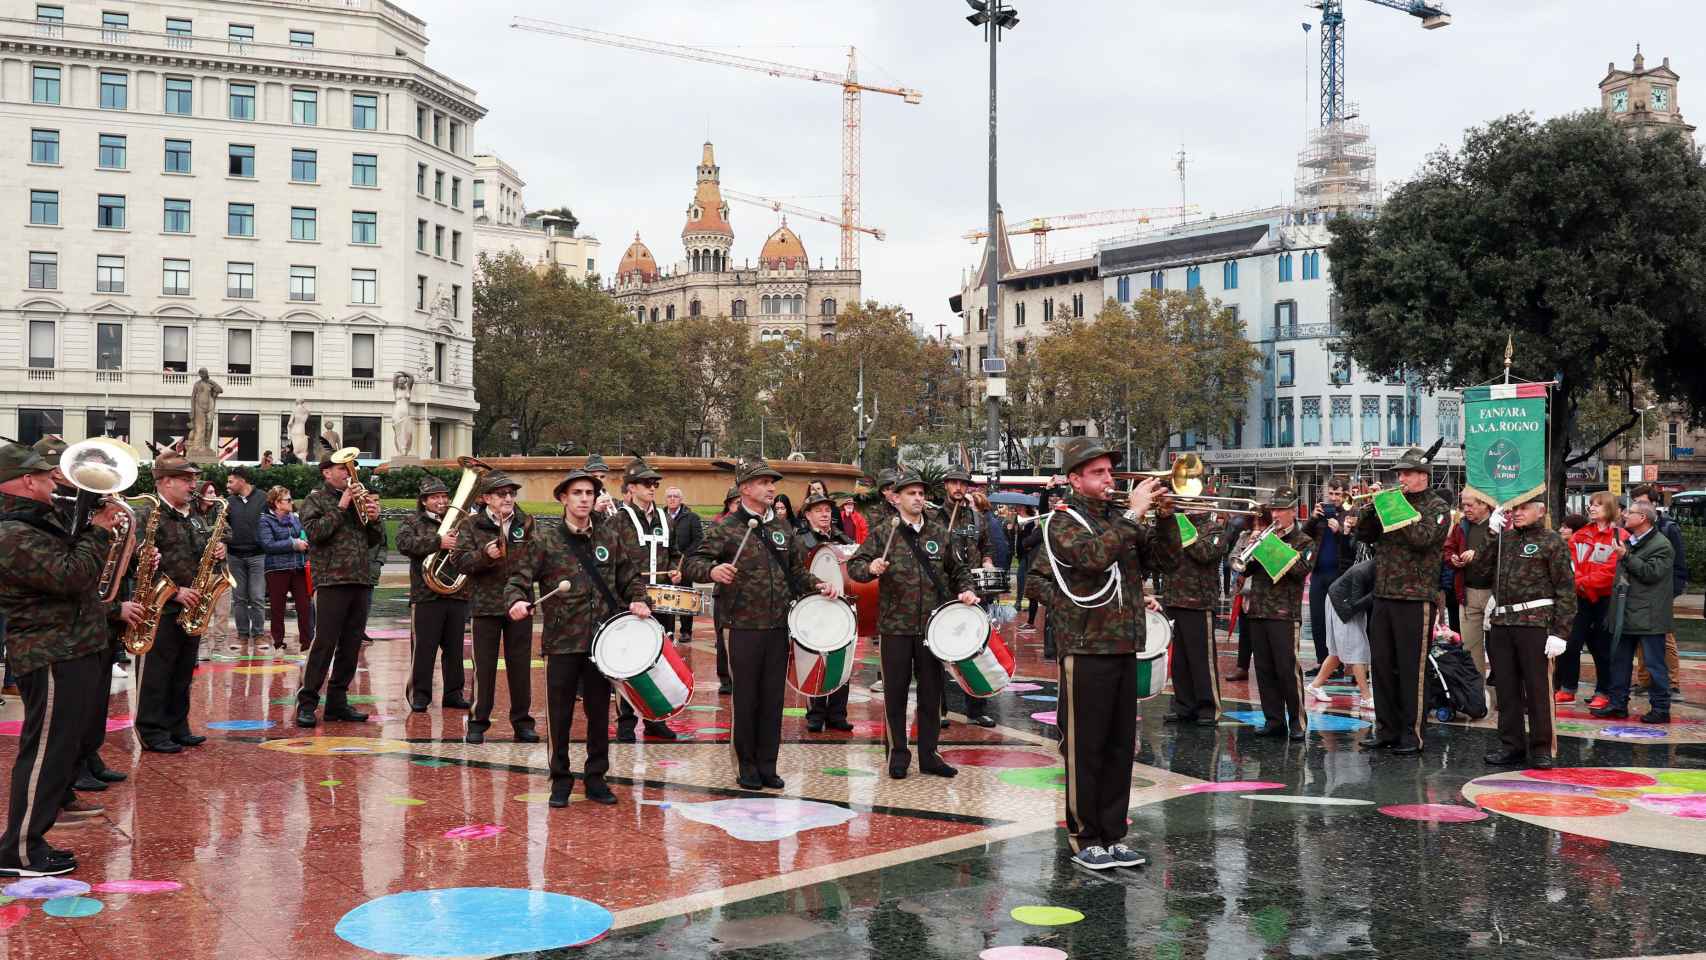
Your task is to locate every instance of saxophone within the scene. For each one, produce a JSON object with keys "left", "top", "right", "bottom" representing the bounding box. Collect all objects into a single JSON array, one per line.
[
  {"left": 122, "top": 496, "right": 178, "bottom": 656},
  {"left": 177, "top": 498, "right": 233, "bottom": 637}
]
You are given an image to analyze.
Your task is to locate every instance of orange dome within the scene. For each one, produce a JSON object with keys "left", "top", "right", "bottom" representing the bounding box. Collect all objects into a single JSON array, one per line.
[
  {"left": 617, "top": 233, "right": 658, "bottom": 282},
  {"left": 759, "top": 221, "right": 807, "bottom": 269}
]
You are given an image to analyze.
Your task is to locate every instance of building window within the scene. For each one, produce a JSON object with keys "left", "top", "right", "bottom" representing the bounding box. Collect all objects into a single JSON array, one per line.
[
  {"left": 352, "top": 93, "right": 378, "bottom": 130},
  {"left": 98, "top": 70, "right": 127, "bottom": 110},
  {"left": 1301, "top": 396, "right": 1322, "bottom": 446},
  {"left": 350, "top": 333, "right": 376, "bottom": 379},
  {"left": 161, "top": 325, "right": 188, "bottom": 372},
  {"left": 351, "top": 268, "right": 377, "bottom": 305},
  {"left": 1360, "top": 396, "right": 1380, "bottom": 445},
  {"left": 1185, "top": 265, "right": 1201, "bottom": 290},
  {"left": 96, "top": 254, "right": 125, "bottom": 293},
  {"left": 352, "top": 153, "right": 378, "bottom": 186},
  {"left": 32, "top": 65, "right": 61, "bottom": 104},
  {"left": 1437, "top": 398, "right": 1461, "bottom": 443},
  {"left": 227, "top": 203, "right": 254, "bottom": 237},
  {"left": 291, "top": 89, "right": 318, "bottom": 126},
  {"left": 1330, "top": 350, "right": 1352, "bottom": 385},
  {"left": 433, "top": 171, "right": 444, "bottom": 201},
  {"left": 163, "top": 198, "right": 191, "bottom": 234},
  {"left": 228, "top": 144, "right": 255, "bottom": 177},
  {"left": 290, "top": 207, "right": 317, "bottom": 242},
  {"left": 162, "top": 258, "right": 190, "bottom": 296},
  {"left": 732, "top": 299, "right": 746, "bottom": 318},
  {"left": 1223, "top": 260, "right": 1238, "bottom": 289},
  {"left": 1330, "top": 395, "right": 1353, "bottom": 444},
  {"left": 1279, "top": 253, "right": 1294, "bottom": 282},
  {"left": 434, "top": 225, "right": 445, "bottom": 256},
  {"left": 1116, "top": 275, "right": 1130, "bottom": 302},
  {"left": 226, "top": 262, "right": 254, "bottom": 299},
  {"left": 165, "top": 139, "right": 192, "bottom": 173},
  {"left": 97, "top": 194, "right": 125, "bottom": 229},
  {"left": 451, "top": 177, "right": 461, "bottom": 207},
  {"left": 291, "top": 148, "right": 317, "bottom": 182},
  {"left": 30, "top": 190, "right": 60, "bottom": 225},
  {"left": 1387, "top": 397, "right": 1405, "bottom": 446},
  {"left": 416, "top": 219, "right": 427, "bottom": 251},
  {"left": 416, "top": 163, "right": 427, "bottom": 195},
  {"left": 289, "top": 29, "right": 314, "bottom": 48},
  {"left": 1278, "top": 398, "right": 1295, "bottom": 447},
  {"left": 229, "top": 82, "right": 255, "bottom": 120},
  {"left": 352, "top": 211, "right": 377, "bottom": 245},
  {"left": 28, "top": 251, "right": 57, "bottom": 289},
  {"left": 98, "top": 133, "right": 127, "bottom": 169},
  {"left": 226, "top": 328, "right": 252, "bottom": 375},
  {"left": 451, "top": 230, "right": 462, "bottom": 261},
  {"left": 289, "top": 331, "right": 314, "bottom": 376},
  {"left": 164, "top": 77, "right": 193, "bottom": 115},
  {"left": 289, "top": 265, "right": 316, "bottom": 302},
  {"left": 415, "top": 275, "right": 427, "bottom": 309},
  {"left": 449, "top": 284, "right": 461, "bottom": 319},
  {"left": 1276, "top": 351, "right": 1295, "bottom": 387},
  {"left": 31, "top": 129, "right": 58, "bottom": 164},
  {"left": 28, "top": 319, "right": 55, "bottom": 368}
]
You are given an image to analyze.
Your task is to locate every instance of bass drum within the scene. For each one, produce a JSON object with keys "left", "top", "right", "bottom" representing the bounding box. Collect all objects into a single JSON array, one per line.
[
  {"left": 811, "top": 543, "right": 878, "bottom": 637},
  {"left": 1136, "top": 608, "right": 1172, "bottom": 701},
  {"left": 592, "top": 613, "right": 693, "bottom": 721}
]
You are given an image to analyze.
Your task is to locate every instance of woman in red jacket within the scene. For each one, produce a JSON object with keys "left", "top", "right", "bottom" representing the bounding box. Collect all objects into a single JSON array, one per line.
[{"left": 1560, "top": 491, "right": 1626, "bottom": 707}]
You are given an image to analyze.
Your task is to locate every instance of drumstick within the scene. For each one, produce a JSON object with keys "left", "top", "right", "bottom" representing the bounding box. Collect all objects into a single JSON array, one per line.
[
  {"left": 729, "top": 518, "right": 759, "bottom": 566},
  {"left": 878, "top": 516, "right": 901, "bottom": 565}
]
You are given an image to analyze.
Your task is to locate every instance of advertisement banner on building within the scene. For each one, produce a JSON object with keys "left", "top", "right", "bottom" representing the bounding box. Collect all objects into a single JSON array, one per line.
[{"left": 1463, "top": 383, "right": 1548, "bottom": 509}]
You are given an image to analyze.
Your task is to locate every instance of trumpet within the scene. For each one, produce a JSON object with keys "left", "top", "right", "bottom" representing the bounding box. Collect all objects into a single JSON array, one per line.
[{"left": 329, "top": 447, "right": 379, "bottom": 525}]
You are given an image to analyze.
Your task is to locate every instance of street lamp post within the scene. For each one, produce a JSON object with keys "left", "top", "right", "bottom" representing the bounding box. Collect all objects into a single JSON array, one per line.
[{"left": 967, "top": 0, "right": 1018, "bottom": 482}]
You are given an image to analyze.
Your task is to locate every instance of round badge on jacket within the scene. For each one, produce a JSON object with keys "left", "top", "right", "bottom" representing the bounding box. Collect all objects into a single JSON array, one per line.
[
  {"left": 594, "top": 545, "right": 610, "bottom": 562},
  {"left": 771, "top": 530, "right": 786, "bottom": 546}
]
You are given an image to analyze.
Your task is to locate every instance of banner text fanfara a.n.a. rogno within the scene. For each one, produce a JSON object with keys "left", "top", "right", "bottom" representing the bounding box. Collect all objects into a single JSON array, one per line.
[{"left": 1462, "top": 384, "right": 1549, "bottom": 510}]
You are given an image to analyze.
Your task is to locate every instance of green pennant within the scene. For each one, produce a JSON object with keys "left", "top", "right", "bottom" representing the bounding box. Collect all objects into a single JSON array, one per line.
[{"left": 1175, "top": 513, "right": 1199, "bottom": 548}]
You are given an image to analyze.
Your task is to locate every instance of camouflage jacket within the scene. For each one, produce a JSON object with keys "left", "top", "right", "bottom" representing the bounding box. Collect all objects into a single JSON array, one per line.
[
  {"left": 848, "top": 512, "right": 974, "bottom": 637},
  {"left": 453, "top": 506, "right": 537, "bottom": 618},
  {"left": 1042, "top": 493, "right": 1182, "bottom": 656},
  {"left": 1161, "top": 518, "right": 1226, "bottom": 611},
  {"left": 1466, "top": 523, "right": 1576, "bottom": 637},
  {"left": 299, "top": 484, "right": 384, "bottom": 587},
  {"left": 506, "top": 518, "right": 643, "bottom": 655},
  {"left": 394, "top": 510, "right": 469, "bottom": 603},
  {"left": 131, "top": 498, "right": 215, "bottom": 611},
  {"left": 0, "top": 496, "right": 113, "bottom": 675},
  {"left": 614, "top": 501, "right": 674, "bottom": 584},
  {"left": 1242, "top": 523, "right": 1317, "bottom": 622},
  {"left": 1353, "top": 489, "right": 1452, "bottom": 601},
  {"left": 942, "top": 498, "right": 992, "bottom": 567},
  {"left": 683, "top": 504, "right": 822, "bottom": 631}
]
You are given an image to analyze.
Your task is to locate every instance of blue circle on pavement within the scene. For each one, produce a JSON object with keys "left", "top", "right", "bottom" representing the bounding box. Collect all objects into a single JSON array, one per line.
[
  {"left": 1223, "top": 710, "right": 1369, "bottom": 732},
  {"left": 1022, "top": 694, "right": 1058, "bottom": 702},
  {"left": 207, "top": 720, "right": 277, "bottom": 731},
  {"left": 335, "top": 887, "right": 612, "bottom": 955}
]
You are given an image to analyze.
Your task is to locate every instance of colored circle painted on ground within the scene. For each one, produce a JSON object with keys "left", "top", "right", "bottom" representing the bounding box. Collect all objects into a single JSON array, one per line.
[
  {"left": 1473, "top": 792, "right": 1628, "bottom": 818},
  {"left": 386, "top": 797, "right": 425, "bottom": 807},
  {"left": 1657, "top": 770, "right": 1706, "bottom": 791},
  {"left": 260, "top": 736, "right": 410, "bottom": 756},
  {"left": 782, "top": 707, "right": 808, "bottom": 717},
  {"left": 444, "top": 824, "right": 505, "bottom": 840},
  {"left": 1243, "top": 795, "right": 1374, "bottom": 806},
  {"left": 1631, "top": 794, "right": 1706, "bottom": 819},
  {"left": 1022, "top": 694, "right": 1058, "bottom": 702},
  {"left": 981, "top": 947, "right": 1069, "bottom": 960},
  {"left": 1010, "top": 906, "right": 1084, "bottom": 926},
  {"left": 1030, "top": 711, "right": 1057, "bottom": 725},
  {"left": 823, "top": 767, "right": 877, "bottom": 778},
  {"left": 91, "top": 880, "right": 183, "bottom": 895},
  {"left": 207, "top": 719, "right": 276, "bottom": 731},
  {"left": 1005, "top": 682, "right": 1045, "bottom": 693},
  {"left": 938, "top": 748, "right": 1056, "bottom": 769},
  {"left": 1379, "top": 803, "right": 1488, "bottom": 823},
  {"left": 0, "top": 903, "right": 27, "bottom": 930},
  {"left": 1179, "top": 781, "right": 1286, "bottom": 794},
  {"left": 3, "top": 878, "right": 90, "bottom": 899},
  {"left": 998, "top": 767, "right": 1069, "bottom": 791},
  {"left": 335, "top": 887, "right": 613, "bottom": 955},
  {"left": 42, "top": 896, "right": 103, "bottom": 918},
  {"left": 513, "top": 793, "right": 555, "bottom": 804},
  {"left": 1523, "top": 768, "right": 1658, "bottom": 789},
  {"left": 1603, "top": 725, "right": 1670, "bottom": 739}
]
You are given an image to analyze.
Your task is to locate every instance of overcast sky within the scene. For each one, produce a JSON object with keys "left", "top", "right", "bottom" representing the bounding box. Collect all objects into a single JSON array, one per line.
[{"left": 410, "top": 1, "right": 1688, "bottom": 333}]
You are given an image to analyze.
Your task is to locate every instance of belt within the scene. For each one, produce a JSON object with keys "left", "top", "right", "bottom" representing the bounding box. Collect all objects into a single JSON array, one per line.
[{"left": 1492, "top": 599, "right": 1552, "bottom": 616}]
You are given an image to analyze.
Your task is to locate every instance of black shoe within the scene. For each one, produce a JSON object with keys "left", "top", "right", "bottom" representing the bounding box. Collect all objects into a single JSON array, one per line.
[
  {"left": 1288, "top": 729, "right": 1306, "bottom": 742},
  {"left": 410, "top": 700, "right": 430, "bottom": 713},
  {"left": 1358, "top": 735, "right": 1393, "bottom": 749},
  {"left": 737, "top": 773, "right": 764, "bottom": 790},
  {"left": 615, "top": 727, "right": 637, "bottom": 743},
  {"left": 142, "top": 741, "right": 182, "bottom": 754},
  {"left": 1254, "top": 725, "right": 1287, "bottom": 738},
  {"left": 973, "top": 715, "right": 997, "bottom": 729},
  {"left": 1529, "top": 754, "right": 1556, "bottom": 770},
  {"left": 806, "top": 719, "right": 825, "bottom": 733},
  {"left": 1390, "top": 743, "right": 1423, "bottom": 756},
  {"left": 548, "top": 788, "right": 572, "bottom": 809},
  {"left": 760, "top": 774, "right": 785, "bottom": 790},
  {"left": 295, "top": 708, "right": 317, "bottom": 728},
  {"left": 827, "top": 720, "right": 855, "bottom": 732},
  {"left": 324, "top": 706, "right": 368, "bottom": 723},
  {"left": 74, "top": 774, "right": 109, "bottom": 792},
  {"left": 584, "top": 779, "right": 618, "bottom": 805},
  {"left": 172, "top": 734, "right": 207, "bottom": 747},
  {"left": 91, "top": 767, "right": 127, "bottom": 784},
  {"left": 464, "top": 729, "right": 485, "bottom": 745},
  {"left": 442, "top": 695, "right": 472, "bottom": 710},
  {"left": 1484, "top": 749, "right": 1525, "bottom": 765},
  {"left": 514, "top": 728, "right": 542, "bottom": 744},
  {"left": 1195, "top": 716, "right": 1221, "bottom": 727},
  {"left": 920, "top": 761, "right": 959, "bottom": 778},
  {"left": 643, "top": 722, "right": 679, "bottom": 741},
  {"left": 1590, "top": 706, "right": 1629, "bottom": 720}
]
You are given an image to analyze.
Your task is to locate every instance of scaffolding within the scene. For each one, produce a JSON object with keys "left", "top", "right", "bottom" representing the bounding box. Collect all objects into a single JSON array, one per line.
[{"left": 1294, "top": 105, "right": 1378, "bottom": 219}]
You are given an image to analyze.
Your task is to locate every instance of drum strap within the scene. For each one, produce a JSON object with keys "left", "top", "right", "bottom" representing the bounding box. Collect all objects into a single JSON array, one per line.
[
  {"left": 901, "top": 525, "right": 950, "bottom": 603},
  {"left": 566, "top": 536, "right": 623, "bottom": 615}
]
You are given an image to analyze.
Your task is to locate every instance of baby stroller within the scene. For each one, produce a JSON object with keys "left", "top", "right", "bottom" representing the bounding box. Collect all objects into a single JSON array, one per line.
[{"left": 1426, "top": 635, "right": 1488, "bottom": 722}]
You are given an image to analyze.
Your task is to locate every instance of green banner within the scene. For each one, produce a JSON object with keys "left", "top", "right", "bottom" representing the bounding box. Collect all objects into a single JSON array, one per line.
[{"left": 1463, "top": 383, "right": 1549, "bottom": 510}]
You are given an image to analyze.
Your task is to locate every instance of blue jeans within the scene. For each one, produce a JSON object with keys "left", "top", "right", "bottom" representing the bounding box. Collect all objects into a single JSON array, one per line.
[
  {"left": 1608, "top": 633, "right": 1670, "bottom": 713},
  {"left": 230, "top": 554, "right": 268, "bottom": 637}
]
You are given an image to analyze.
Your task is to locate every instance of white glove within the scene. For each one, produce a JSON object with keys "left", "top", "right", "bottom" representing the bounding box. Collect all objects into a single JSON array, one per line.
[
  {"left": 1488, "top": 509, "right": 1508, "bottom": 534},
  {"left": 1544, "top": 635, "right": 1565, "bottom": 658}
]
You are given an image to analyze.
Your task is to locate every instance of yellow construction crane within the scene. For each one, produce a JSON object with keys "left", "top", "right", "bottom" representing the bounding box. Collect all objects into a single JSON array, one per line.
[
  {"left": 723, "top": 189, "right": 885, "bottom": 243},
  {"left": 510, "top": 17, "right": 921, "bottom": 271},
  {"left": 963, "top": 205, "right": 1201, "bottom": 267}
]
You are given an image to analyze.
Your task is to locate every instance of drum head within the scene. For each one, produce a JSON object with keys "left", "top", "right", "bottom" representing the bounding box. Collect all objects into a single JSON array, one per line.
[
  {"left": 808, "top": 546, "right": 846, "bottom": 593},
  {"left": 592, "top": 614, "right": 665, "bottom": 680},
  {"left": 1141, "top": 609, "right": 1172, "bottom": 659},
  {"left": 789, "top": 595, "right": 857, "bottom": 653},
  {"left": 925, "top": 602, "right": 991, "bottom": 662}
]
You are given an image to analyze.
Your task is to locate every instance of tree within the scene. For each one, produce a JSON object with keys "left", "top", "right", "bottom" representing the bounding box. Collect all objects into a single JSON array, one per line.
[{"left": 1328, "top": 111, "right": 1706, "bottom": 515}]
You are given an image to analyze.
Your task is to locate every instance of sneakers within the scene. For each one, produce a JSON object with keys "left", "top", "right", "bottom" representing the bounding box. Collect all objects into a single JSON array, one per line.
[
  {"left": 1072, "top": 846, "right": 1118, "bottom": 871},
  {"left": 1106, "top": 843, "right": 1147, "bottom": 867},
  {"left": 1308, "top": 686, "right": 1333, "bottom": 704}
]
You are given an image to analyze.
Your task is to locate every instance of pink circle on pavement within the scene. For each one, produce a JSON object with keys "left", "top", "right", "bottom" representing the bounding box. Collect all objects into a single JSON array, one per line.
[
  {"left": 91, "top": 880, "right": 184, "bottom": 895},
  {"left": 1179, "top": 781, "right": 1285, "bottom": 794},
  {"left": 1030, "top": 711, "right": 1057, "bottom": 725},
  {"left": 1380, "top": 803, "right": 1488, "bottom": 822},
  {"left": 442, "top": 824, "right": 505, "bottom": 840},
  {"left": 981, "top": 948, "right": 1069, "bottom": 960},
  {"left": 938, "top": 748, "right": 1055, "bottom": 768}
]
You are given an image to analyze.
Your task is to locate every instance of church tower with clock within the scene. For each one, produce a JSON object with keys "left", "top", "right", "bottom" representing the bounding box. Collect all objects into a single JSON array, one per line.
[{"left": 1599, "top": 46, "right": 1695, "bottom": 139}]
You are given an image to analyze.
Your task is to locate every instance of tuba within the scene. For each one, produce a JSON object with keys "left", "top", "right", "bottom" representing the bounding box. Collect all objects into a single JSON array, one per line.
[
  {"left": 422, "top": 456, "right": 491, "bottom": 595},
  {"left": 60, "top": 437, "right": 142, "bottom": 603},
  {"left": 122, "top": 494, "right": 178, "bottom": 656},
  {"left": 177, "top": 497, "right": 233, "bottom": 637},
  {"left": 330, "top": 447, "right": 380, "bottom": 525}
]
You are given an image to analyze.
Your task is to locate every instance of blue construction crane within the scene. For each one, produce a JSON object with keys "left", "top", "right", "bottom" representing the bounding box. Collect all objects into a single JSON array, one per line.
[{"left": 1313, "top": 0, "right": 1451, "bottom": 126}]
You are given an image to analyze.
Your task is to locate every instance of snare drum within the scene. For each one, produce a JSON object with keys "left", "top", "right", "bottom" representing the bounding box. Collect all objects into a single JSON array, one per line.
[
  {"left": 971, "top": 567, "right": 1010, "bottom": 600},
  {"left": 591, "top": 613, "right": 693, "bottom": 721},
  {"left": 1135, "top": 608, "right": 1172, "bottom": 701},
  {"left": 925, "top": 602, "right": 1015, "bottom": 698},
  {"left": 786, "top": 594, "right": 859, "bottom": 697},
  {"left": 645, "top": 584, "right": 709, "bottom": 616}
]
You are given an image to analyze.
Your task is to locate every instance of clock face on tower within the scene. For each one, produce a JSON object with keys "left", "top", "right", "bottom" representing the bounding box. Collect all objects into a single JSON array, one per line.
[
  {"left": 1653, "top": 85, "right": 1671, "bottom": 110},
  {"left": 1612, "top": 88, "right": 1630, "bottom": 112}
]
